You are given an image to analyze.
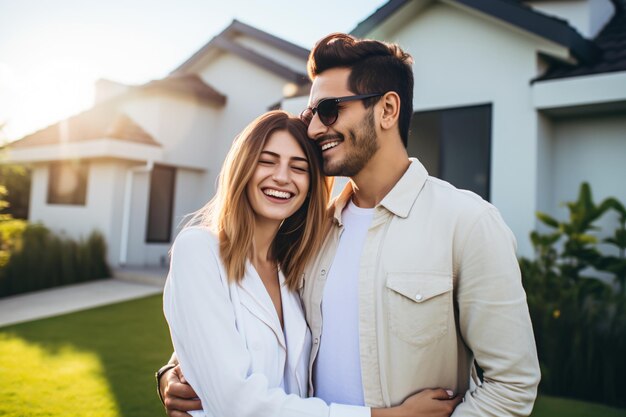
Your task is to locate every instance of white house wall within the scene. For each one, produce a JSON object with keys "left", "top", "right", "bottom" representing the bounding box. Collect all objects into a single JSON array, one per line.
[
  {"left": 113, "top": 92, "right": 222, "bottom": 267},
  {"left": 372, "top": 2, "right": 567, "bottom": 255},
  {"left": 172, "top": 168, "right": 206, "bottom": 237},
  {"left": 536, "top": 113, "right": 555, "bottom": 223},
  {"left": 548, "top": 113, "right": 626, "bottom": 245},
  {"left": 28, "top": 159, "right": 130, "bottom": 268},
  {"left": 526, "top": 0, "right": 615, "bottom": 39},
  {"left": 125, "top": 170, "right": 150, "bottom": 266},
  {"left": 235, "top": 35, "right": 308, "bottom": 75},
  {"left": 123, "top": 166, "right": 206, "bottom": 267},
  {"left": 120, "top": 93, "right": 220, "bottom": 170}
]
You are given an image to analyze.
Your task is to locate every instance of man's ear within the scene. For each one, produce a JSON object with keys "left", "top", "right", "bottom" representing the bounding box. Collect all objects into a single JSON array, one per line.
[{"left": 379, "top": 92, "right": 401, "bottom": 131}]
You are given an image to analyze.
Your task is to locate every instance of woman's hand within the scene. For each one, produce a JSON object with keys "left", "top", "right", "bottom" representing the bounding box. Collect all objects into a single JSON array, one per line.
[
  {"left": 372, "top": 388, "right": 462, "bottom": 417},
  {"left": 399, "top": 388, "right": 461, "bottom": 417},
  {"left": 161, "top": 365, "right": 202, "bottom": 417}
]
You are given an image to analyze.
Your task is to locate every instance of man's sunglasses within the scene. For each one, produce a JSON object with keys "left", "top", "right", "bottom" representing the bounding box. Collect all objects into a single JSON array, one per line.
[{"left": 300, "top": 93, "right": 383, "bottom": 127}]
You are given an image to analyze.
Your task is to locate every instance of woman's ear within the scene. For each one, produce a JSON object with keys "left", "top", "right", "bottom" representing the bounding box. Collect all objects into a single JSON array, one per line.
[{"left": 379, "top": 92, "right": 401, "bottom": 131}]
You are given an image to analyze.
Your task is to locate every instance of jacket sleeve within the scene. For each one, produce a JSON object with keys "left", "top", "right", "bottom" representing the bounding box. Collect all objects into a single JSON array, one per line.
[
  {"left": 452, "top": 208, "right": 541, "bottom": 417},
  {"left": 163, "top": 228, "right": 368, "bottom": 417}
]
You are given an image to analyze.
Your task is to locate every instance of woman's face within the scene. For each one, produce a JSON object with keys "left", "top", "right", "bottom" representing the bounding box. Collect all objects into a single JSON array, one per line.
[{"left": 246, "top": 130, "right": 310, "bottom": 226}]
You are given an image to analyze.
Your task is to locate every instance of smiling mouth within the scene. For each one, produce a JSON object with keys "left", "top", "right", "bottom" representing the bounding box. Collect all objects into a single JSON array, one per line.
[
  {"left": 263, "top": 188, "right": 293, "bottom": 199},
  {"left": 321, "top": 141, "right": 340, "bottom": 151}
]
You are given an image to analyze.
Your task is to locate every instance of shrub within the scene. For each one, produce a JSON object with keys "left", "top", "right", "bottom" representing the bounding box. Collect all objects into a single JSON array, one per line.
[
  {"left": 0, "top": 223, "right": 111, "bottom": 297},
  {"left": 0, "top": 164, "right": 31, "bottom": 220},
  {"left": 521, "top": 183, "right": 626, "bottom": 407},
  {"left": 0, "top": 219, "right": 27, "bottom": 268}
]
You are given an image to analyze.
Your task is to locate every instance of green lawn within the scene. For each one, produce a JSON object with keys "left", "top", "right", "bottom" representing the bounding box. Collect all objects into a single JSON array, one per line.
[
  {"left": 0, "top": 294, "right": 172, "bottom": 417},
  {"left": 532, "top": 395, "right": 626, "bottom": 417},
  {"left": 0, "top": 294, "right": 625, "bottom": 417}
]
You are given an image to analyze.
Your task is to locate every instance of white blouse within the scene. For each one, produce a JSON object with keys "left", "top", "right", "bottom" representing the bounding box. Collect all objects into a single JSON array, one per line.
[{"left": 163, "top": 227, "right": 368, "bottom": 417}]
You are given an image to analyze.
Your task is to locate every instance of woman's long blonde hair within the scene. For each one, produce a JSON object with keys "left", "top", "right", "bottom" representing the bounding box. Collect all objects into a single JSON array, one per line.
[{"left": 188, "top": 111, "right": 332, "bottom": 290}]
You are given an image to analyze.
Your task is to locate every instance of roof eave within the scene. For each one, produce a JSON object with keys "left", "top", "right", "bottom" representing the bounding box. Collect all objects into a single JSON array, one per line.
[
  {"left": 173, "top": 19, "right": 310, "bottom": 75},
  {"left": 351, "top": 0, "right": 412, "bottom": 37},
  {"left": 351, "top": 0, "right": 601, "bottom": 64},
  {"left": 453, "top": 0, "right": 601, "bottom": 63}
]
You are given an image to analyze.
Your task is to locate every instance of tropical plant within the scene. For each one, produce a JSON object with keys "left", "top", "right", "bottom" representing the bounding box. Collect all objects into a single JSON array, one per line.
[{"left": 521, "top": 182, "right": 626, "bottom": 407}]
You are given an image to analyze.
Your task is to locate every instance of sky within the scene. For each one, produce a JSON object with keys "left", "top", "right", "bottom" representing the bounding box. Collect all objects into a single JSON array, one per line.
[{"left": 0, "top": 0, "right": 388, "bottom": 142}]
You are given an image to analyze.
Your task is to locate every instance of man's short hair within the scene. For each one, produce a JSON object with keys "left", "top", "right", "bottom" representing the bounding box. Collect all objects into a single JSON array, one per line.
[{"left": 307, "top": 33, "right": 414, "bottom": 147}]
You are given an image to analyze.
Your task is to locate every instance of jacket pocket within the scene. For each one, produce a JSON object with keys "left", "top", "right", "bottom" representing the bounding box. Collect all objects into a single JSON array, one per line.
[{"left": 385, "top": 272, "right": 452, "bottom": 346}]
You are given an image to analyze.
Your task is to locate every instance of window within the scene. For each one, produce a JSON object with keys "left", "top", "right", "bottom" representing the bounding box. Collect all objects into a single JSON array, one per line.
[
  {"left": 407, "top": 104, "right": 492, "bottom": 200},
  {"left": 47, "top": 161, "right": 89, "bottom": 205},
  {"left": 146, "top": 165, "right": 176, "bottom": 243}
]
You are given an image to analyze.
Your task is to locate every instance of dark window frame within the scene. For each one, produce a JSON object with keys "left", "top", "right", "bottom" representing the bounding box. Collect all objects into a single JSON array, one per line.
[
  {"left": 408, "top": 103, "right": 492, "bottom": 201},
  {"left": 145, "top": 164, "right": 177, "bottom": 243}
]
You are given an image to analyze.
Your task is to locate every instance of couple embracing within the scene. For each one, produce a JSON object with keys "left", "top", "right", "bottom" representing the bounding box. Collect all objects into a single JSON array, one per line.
[{"left": 158, "top": 32, "right": 540, "bottom": 417}]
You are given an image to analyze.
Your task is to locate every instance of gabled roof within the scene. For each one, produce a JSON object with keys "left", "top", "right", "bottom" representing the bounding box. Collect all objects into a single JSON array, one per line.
[
  {"left": 9, "top": 106, "right": 160, "bottom": 149},
  {"left": 8, "top": 73, "right": 225, "bottom": 150},
  {"left": 138, "top": 74, "right": 226, "bottom": 105},
  {"left": 351, "top": 0, "right": 600, "bottom": 64},
  {"left": 537, "top": 3, "right": 626, "bottom": 81},
  {"left": 172, "top": 20, "right": 310, "bottom": 85}
]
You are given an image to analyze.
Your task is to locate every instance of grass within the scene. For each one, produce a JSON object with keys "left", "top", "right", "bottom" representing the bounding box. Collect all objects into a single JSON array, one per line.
[
  {"left": 0, "top": 294, "right": 172, "bottom": 417},
  {"left": 0, "top": 294, "right": 625, "bottom": 417},
  {"left": 532, "top": 395, "right": 626, "bottom": 417}
]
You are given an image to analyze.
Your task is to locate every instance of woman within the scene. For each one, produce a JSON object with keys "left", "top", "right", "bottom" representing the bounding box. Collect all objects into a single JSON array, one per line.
[{"left": 163, "top": 111, "right": 459, "bottom": 417}]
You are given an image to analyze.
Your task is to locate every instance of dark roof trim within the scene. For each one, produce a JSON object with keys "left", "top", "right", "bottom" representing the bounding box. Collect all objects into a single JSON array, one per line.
[
  {"left": 212, "top": 36, "right": 309, "bottom": 85},
  {"left": 174, "top": 19, "right": 309, "bottom": 75},
  {"left": 351, "top": 0, "right": 600, "bottom": 63},
  {"left": 534, "top": 1, "right": 626, "bottom": 82},
  {"left": 351, "top": 0, "right": 412, "bottom": 37},
  {"left": 454, "top": 0, "right": 600, "bottom": 62},
  {"left": 229, "top": 20, "right": 310, "bottom": 60}
]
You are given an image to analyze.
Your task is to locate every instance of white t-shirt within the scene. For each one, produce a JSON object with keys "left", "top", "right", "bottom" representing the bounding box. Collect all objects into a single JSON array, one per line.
[{"left": 314, "top": 200, "right": 374, "bottom": 406}]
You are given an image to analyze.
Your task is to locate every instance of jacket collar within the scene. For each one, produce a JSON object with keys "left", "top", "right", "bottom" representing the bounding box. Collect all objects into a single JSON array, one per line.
[
  {"left": 237, "top": 264, "right": 308, "bottom": 395},
  {"left": 331, "top": 158, "right": 428, "bottom": 225},
  {"left": 238, "top": 263, "right": 286, "bottom": 349}
]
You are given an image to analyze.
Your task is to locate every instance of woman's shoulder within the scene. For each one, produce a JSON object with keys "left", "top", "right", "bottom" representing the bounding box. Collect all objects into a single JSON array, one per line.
[{"left": 172, "top": 226, "right": 219, "bottom": 253}]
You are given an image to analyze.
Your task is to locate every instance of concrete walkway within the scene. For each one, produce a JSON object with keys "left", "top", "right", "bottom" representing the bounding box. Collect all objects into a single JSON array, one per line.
[{"left": 0, "top": 267, "right": 167, "bottom": 327}]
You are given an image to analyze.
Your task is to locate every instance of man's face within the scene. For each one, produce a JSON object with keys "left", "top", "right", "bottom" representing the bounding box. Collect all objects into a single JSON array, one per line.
[{"left": 306, "top": 67, "right": 379, "bottom": 177}]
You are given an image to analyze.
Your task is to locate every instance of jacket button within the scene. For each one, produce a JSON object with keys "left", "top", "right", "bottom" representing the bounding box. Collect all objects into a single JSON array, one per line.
[
  {"left": 415, "top": 293, "right": 423, "bottom": 301},
  {"left": 314, "top": 338, "right": 319, "bottom": 344},
  {"left": 320, "top": 269, "right": 326, "bottom": 279}
]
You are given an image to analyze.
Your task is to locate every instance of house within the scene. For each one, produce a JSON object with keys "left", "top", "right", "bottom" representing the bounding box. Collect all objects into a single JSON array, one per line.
[
  {"left": 282, "top": 0, "right": 626, "bottom": 256},
  {"left": 5, "top": 20, "right": 310, "bottom": 268},
  {"left": 5, "top": 0, "right": 626, "bottom": 268}
]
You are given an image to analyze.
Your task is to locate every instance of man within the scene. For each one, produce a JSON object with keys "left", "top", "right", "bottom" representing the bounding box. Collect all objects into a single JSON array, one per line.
[{"left": 159, "top": 33, "right": 540, "bottom": 416}]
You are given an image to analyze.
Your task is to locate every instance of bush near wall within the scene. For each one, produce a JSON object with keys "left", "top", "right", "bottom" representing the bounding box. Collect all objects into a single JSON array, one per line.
[
  {"left": 0, "top": 223, "right": 111, "bottom": 298},
  {"left": 521, "top": 183, "right": 626, "bottom": 408}
]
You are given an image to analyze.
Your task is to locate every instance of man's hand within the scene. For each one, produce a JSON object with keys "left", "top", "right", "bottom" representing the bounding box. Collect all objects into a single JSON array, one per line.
[{"left": 160, "top": 365, "right": 202, "bottom": 417}]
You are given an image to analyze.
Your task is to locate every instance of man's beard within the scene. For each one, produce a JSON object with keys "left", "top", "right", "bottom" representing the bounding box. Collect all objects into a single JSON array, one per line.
[{"left": 323, "top": 110, "right": 378, "bottom": 177}]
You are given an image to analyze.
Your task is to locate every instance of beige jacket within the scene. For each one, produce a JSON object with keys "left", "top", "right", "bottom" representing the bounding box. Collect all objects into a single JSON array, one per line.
[{"left": 301, "top": 158, "right": 540, "bottom": 416}]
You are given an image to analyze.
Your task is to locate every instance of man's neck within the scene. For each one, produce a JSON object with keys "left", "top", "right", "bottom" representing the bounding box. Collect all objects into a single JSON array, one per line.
[{"left": 350, "top": 145, "right": 410, "bottom": 208}]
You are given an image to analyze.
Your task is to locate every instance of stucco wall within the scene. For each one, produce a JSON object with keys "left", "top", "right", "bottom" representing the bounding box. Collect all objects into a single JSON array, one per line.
[
  {"left": 546, "top": 113, "right": 626, "bottom": 248},
  {"left": 121, "top": 94, "right": 220, "bottom": 170},
  {"left": 28, "top": 159, "right": 130, "bottom": 268}
]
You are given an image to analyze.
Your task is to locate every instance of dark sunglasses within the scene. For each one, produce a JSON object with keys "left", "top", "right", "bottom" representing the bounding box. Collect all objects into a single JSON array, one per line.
[{"left": 300, "top": 93, "right": 383, "bottom": 127}]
